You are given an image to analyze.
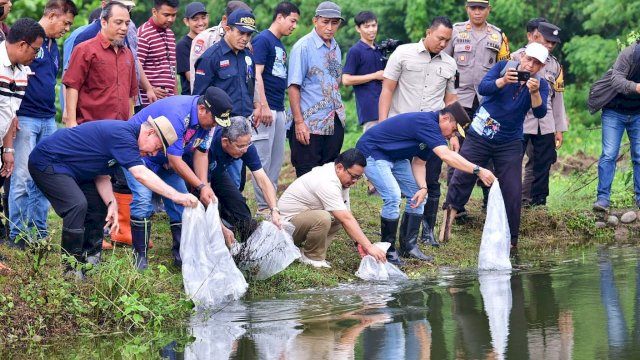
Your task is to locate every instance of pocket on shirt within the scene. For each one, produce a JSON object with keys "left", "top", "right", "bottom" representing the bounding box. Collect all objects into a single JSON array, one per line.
[
  {"left": 218, "top": 66, "right": 238, "bottom": 80},
  {"left": 90, "top": 60, "right": 114, "bottom": 89},
  {"left": 482, "top": 45, "right": 499, "bottom": 70},
  {"left": 454, "top": 43, "right": 472, "bottom": 67},
  {"left": 405, "top": 63, "right": 424, "bottom": 73}
]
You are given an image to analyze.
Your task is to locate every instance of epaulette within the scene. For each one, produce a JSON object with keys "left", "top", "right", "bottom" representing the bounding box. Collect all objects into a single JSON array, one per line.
[
  {"left": 453, "top": 22, "right": 468, "bottom": 28},
  {"left": 487, "top": 23, "right": 503, "bottom": 34}
]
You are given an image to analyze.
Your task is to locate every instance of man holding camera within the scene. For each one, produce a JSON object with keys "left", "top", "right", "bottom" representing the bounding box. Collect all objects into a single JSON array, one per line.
[
  {"left": 378, "top": 16, "right": 457, "bottom": 251},
  {"left": 441, "top": 43, "right": 549, "bottom": 250},
  {"left": 516, "top": 20, "right": 567, "bottom": 207}
]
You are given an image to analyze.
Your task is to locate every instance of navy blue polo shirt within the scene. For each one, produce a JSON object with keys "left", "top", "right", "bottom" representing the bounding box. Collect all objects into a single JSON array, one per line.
[
  {"left": 343, "top": 40, "right": 384, "bottom": 124},
  {"left": 17, "top": 38, "right": 60, "bottom": 118},
  {"left": 208, "top": 126, "right": 262, "bottom": 175},
  {"left": 73, "top": 20, "right": 100, "bottom": 47},
  {"left": 29, "top": 121, "right": 144, "bottom": 182},
  {"left": 251, "top": 30, "right": 287, "bottom": 111},
  {"left": 356, "top": 111, "right": 447, "bottom": 162},
  {"left": 193, "top": 39, "right": 255, "bottom": 117},
  {"left": 176, "top": 34, "right": 193, "bottom": 95},
  {"left": 129, "top": 95, "right": 214, "bottom": 171}
]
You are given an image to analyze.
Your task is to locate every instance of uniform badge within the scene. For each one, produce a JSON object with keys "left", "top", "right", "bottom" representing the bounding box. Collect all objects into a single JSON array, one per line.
[
  {"left": 459, "top": 32, "right": 469, "bottom": 39},
  {"left": 194, "top": 39, "right": 204, "bottom": 55},
  {"left": 220, "top": 59, "right": 230, "bottom": 68},
  {"left": 195, "top": 69, "right": 205, "bottom": 76},
  {"left": 245, "top": 56, "right": 252, "bottom": 66},
  {"left": 490, "top": 33, "right": 499, "bottom": 42},
  {"left": 459, "top": 55, "right": 465, "bottom": 61},
  {"left": 419, "top": 143, "right": 427, "bottom": 150},
  {"left": 465, "top": 45, "right": 471, "bottom": 51}
]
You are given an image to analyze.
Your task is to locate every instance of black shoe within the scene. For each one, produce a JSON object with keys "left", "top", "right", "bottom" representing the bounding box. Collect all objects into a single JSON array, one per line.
[
  {"left": 420, "top": 197, "right": 440, "bottom": 247},
  {"left": 399, "top": 213, "right": 433, "bottom": 261}
]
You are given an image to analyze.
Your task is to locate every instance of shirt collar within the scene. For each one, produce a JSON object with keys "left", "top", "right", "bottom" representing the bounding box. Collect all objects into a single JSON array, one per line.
[
  {"left": 417, "top": 39, "right": 441, "bottom": 59},
  {"left": 97, "top": 31, "right": 114, "bottom": 50},
  {"left": 148, "top": 17, "right": 166, "bottom": 32},
  {"left": 358, "top": 40, "right": 377, "bottom": 49},
  {"left": 219, "top": 37, "right": 233, "bottom": 55},
  {"left": 0, "top": 41, "right": 13, "bottom": 67},
  {"left": 311, "top": 29, "right": 336, "bottom": 50}
]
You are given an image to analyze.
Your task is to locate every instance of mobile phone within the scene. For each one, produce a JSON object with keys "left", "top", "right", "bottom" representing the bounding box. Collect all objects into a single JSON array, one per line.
[{"left": 516, "top": 71, "right": 531, "bottom": 82}]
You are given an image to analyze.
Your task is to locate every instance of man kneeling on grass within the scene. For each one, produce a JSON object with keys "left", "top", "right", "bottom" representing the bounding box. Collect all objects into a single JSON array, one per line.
[
  {"left": 277, "top": 149, "right": 387, "bottom": 268},
  {"left": 29, "top": 117, "right": 199, "bottom": 279}
]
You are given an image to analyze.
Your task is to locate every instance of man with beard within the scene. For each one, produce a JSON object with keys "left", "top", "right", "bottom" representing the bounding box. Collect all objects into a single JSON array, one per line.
[{"left": 63, "top": 1, "right": 137, "bottom": 126}]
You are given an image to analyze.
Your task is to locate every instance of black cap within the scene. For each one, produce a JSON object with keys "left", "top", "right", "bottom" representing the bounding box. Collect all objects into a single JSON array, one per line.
[
  {"left": 185, "top": 2, "right": 207, "bottom": 19},
  {"left": 203, "top": 87, "right": 233, "bottom": 127},
  {"left": 538, "top": 22, "right": 561, "bottom": 43},
  {"left": 443, "top": 102, "right": 471, "bottom": 138},
  {"left": 226, "top": 9, "right": 257, "bottom": 33}
]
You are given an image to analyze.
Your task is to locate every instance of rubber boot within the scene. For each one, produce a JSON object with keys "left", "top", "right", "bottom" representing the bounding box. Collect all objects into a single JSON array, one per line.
[
  {"left": 482, "top": 186, "right": 490, "bottom": 210},
  {"left": 131, "top": 217, "right": 151, "bottom": 271},
  {"left": 61, "top": 227, "right": 86, "bottom": 280},
  {"left": 380, "top": 217, "right": 402, "bottom": 266},
  {"left": 170, "top": 222, "right": 182, "bottom": 267},
  {"left": 420, "top": 197, "right": 440, "bottom": 247},
  {"left": 83, "top": 219, "right": 103, "bottom": 266},
  {"left": 399, "top": 213, "right": 433, "bottom": 261}
]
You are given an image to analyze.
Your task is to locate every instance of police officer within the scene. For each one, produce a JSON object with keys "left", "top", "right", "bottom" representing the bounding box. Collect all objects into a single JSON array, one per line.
[
  {"left": 517, "top": 20, "right": 568, "bottom": 207},
  {"left": 438, "top": 0, "right": 510, "bottom": 237}
]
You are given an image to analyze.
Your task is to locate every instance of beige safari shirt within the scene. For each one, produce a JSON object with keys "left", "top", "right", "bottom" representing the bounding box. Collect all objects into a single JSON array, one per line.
[
  {"left": 383, "top": 40, "right": 457, "bottom": 116},
  {"left": 188, "top": 22, "right": 224, "bottom": 93},
  {"left": 511, "top": 48, "right": 568, "bottom": 135},
  {"left": 444, "top": 21, "right": 510, "bottom": 108}
]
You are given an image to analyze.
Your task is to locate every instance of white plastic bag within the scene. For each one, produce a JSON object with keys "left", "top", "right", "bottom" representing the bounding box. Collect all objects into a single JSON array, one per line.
[
  {"left": 181, "top": 202, "right": 248, "bottom": 309},
  {"left": 355, "top": 242, "right": 408, "bottom": 281},
  {"left": 478, "top": 180, "right": 512, "bottom": 270},
  {"left": 235, "top": 221, "right": 300, "bottom": 280}
]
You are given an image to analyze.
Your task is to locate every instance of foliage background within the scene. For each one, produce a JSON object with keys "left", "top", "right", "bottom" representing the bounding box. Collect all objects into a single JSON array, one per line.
[{"left": 7, "top": 0, "right": 640, "bottom": 128}]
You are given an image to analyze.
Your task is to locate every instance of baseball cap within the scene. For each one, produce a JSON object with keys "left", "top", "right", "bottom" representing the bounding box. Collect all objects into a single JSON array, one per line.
[
  {"left": 315, "top": 1, "right": 344, "bottom": 21},
  {"left": 226, "top": 9, "right": 256, "bottom": 33},
  {"left": 537, "top": 22, "right": 561, "bottom": 43},
  {"left": 185, "top": 2, "right": 207, "bottom": 19},
  {"left": 146, "top": 116, "right": 178, "bottom": 156},
  {"left": 524, "top": 42, "right": 549, "bottom": 64},
  {"left": 115, "top": 0, "right": 136, "bottom": 7},
  {"left": 225, "top": 1, "right": 252, "bottom": 16},
  {"left": 203, "top": 86, "right": 233, "bottom": 127},
  {"left": 466, "top": 0, "right": 490, "bottom": 8},
  {"left": 443, "top": 101, "right": 471, "bottom": 138}
]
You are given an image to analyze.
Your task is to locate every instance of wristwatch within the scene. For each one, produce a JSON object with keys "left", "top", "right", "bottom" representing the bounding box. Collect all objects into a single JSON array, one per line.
[
  {"left": 270, "top": 207, "right": 280, "bottom": 215},
  {"left": 2, "top": 147, "right": 14, "bottom": 154},
  {"left": 193, "top": 183, "right": 206, "bottom": 196},
  {"left": 473, "top": 165, "right": 481, "bottom": 175}
]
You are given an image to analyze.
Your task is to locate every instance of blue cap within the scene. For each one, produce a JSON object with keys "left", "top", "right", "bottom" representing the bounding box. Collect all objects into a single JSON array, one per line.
[
  {"left": 185, "top": 2, "right": 207, "bottom": 19},
  {"left": 226, "top": 9, "right": 256, "bottom": 33}
]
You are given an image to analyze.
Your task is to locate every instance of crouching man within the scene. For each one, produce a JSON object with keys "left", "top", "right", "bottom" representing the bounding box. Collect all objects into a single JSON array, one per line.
[
  {"left": 29, "top": 117, "right": 198, "bottom": 278},
  {"left": 356, "top": 102, "right": 496, "bottom": 265},
  {"left": 277, "top": 149, "right": 387, "bottom": 268}
]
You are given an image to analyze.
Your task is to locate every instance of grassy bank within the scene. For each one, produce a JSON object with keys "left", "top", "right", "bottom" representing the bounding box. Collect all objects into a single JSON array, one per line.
[{"left": 1, "top": 124, "right": 639, "bottom": 351}]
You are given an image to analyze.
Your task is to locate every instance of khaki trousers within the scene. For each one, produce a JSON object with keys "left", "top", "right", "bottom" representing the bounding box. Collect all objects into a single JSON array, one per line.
[{"left": 290, "top": 210, "right": 341, "bottom": 260}]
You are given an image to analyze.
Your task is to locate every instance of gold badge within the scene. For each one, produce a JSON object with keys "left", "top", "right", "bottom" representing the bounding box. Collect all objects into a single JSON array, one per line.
[
  {"left": 490, "top": 33, "right": 499, "bottom": 42},
  {"left": 459, "top": 55, "right": 465, "bottom": 61},
  {"left": 459, "top": 32, "right": 469, "bottom": 39}
]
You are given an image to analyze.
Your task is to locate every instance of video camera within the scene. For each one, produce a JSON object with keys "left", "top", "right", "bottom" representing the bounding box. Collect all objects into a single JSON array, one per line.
[{"left": 377, "top": 39, "right": 403, "bottom": 65}]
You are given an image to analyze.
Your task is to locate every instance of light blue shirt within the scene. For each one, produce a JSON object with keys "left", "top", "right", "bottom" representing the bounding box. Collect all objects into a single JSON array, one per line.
[
  {"left": 287, "top": 29, "right": 345, "bottom": 135},
  {"left": 60, "top": 24, "right": 91, "bottom": 111}
]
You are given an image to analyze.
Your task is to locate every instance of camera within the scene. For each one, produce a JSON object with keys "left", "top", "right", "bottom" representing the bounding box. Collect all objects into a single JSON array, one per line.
[
  {"left": 516, "top": 70, "right": 531, "bottom": 82},
  {"left": 377, "top": 39, "right": 403, "bottom": 64}
]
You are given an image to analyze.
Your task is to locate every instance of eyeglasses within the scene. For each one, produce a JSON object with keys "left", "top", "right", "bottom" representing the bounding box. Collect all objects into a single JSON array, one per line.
[
  {"left": 231, "top": 140, "right": 252, "bottom": 150},
  {"left": 26, "top": 42, "right": 40, "bottom": 55},
  {"left": 345, "top": 168, "right": 363, "bottom": 181}
]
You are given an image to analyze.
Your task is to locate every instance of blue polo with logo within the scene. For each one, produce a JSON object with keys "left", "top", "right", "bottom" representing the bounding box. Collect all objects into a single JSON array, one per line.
[
  {"left": 356, "top": 111, "right": 447, "bottom": 161},
  {"left": 17, "top": 38, "right": 60, "bottom": 118},
  {"left": 208, "top": 126, "right": 262, "bottom": 175}
]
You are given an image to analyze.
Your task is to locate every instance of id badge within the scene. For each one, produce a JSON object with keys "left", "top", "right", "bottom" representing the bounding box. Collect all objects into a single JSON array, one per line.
[{"left": 170, "top": 65, "right": 177, "bottom": 79}]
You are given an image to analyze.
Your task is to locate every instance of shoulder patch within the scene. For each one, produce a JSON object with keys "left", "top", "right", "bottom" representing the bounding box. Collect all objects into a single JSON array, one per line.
[
  {"left": 487, "top": 23, "right": 503, "bottom": 33},
  {"left": 194, "top": 38, "right": 205, "bottom": 55}
]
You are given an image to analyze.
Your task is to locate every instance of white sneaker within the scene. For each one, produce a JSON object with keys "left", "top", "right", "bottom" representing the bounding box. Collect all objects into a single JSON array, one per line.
[{"left": 298, "top": 252, "right": 331, "bottom": 268}]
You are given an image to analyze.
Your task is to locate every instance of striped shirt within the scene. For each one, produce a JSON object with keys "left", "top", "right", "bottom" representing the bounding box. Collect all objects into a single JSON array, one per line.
[
  {"left": 0, "top": 41, "right": 29, "bottom": 146},
  {"left": 137, "top": 17, "right": 176, "bottom": 104}
]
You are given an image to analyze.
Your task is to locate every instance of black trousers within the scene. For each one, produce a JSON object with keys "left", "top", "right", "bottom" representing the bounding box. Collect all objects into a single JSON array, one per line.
[
  {"left": 29, "top": 163, "right": 106, "bottom": 255},
  {"left": 289, "top": 116, "right": 344, "bottom": 178},
  {"left": 444, "top": 131, "right": 523, "bottom": 245},
  {"left": 522, "top": 130, "right": 557, "bottom": 203},
  {"left": 210, "top": 169, "right": 255, "bottom": 241},
  {"left": 426, "top": 156, "right": 443, "bottom": 199}
]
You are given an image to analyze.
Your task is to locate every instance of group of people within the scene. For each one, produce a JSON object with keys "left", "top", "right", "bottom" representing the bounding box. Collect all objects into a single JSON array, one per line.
[{"left": 0, "top": 0, "right": 638, "bottom": 276}]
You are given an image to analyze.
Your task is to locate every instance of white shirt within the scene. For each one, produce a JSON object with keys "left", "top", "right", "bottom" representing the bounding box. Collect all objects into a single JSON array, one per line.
[{"left": 0, "top": 41, "right": 29, "bottom": 146}]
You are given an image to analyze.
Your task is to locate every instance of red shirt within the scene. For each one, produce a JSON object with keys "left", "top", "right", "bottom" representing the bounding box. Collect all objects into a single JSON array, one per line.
[
  {"left": 63, "top": 32, "right": 137, "bottom": 124},
  {"left": 137, "top": 17, "right": 177, "bottom": 104}
]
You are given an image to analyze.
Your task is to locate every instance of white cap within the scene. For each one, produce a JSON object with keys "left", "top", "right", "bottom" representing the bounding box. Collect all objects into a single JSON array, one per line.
[{"left": 524, "top": 42, "right": 549, "bottom": 64}]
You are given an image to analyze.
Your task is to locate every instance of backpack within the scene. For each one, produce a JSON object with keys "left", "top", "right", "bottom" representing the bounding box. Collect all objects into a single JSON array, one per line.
[{"left": 587, "top": 42, "right": 640, "bottom": 114}]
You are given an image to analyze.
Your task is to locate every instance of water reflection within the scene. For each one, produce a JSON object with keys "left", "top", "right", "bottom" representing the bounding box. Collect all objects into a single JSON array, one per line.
[{"left": 150, "top": 249, "right": 640, "bottom": 360}]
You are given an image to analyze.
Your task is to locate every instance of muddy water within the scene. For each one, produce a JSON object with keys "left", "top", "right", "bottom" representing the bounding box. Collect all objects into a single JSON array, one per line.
[{"left": 37, "top": 247, "right": 640, "bottom": 359}]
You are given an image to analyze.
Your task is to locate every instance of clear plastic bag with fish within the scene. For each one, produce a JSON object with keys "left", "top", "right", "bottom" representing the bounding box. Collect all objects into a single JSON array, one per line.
[
  {"left": 478, "top": 180, "right": 512, "bottom": 270},
  {"left": 181, "top": 202, "right": 248, "bottom": 309},
  {"left": 356, "top": 242, "right": 408, "bottom": 281}
]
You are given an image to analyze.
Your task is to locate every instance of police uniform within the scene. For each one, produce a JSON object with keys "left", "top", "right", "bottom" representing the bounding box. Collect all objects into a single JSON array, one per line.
[
  {"left": 444, "top": 20, "right": 510, "bottom": 115},
  {"left": 515, "top": 47, "right": 568, "bottom": 205},
  {"left": 188, "top": 22, "right": 224, "bottom": 93}
]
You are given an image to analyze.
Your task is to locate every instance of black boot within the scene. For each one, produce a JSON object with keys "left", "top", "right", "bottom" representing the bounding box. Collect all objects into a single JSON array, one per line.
[
  {"left": 170, "top": 222, "right": 182, "bottom": 267},
  {"left": 380, "top": 217, "right": 402, "bottom": 266},
  {"left": 131, "top": 217, "right": 151, "bottom": 271},
  {"left": 399, "top": 213, "right": 433, "bottom": 261},
  {"left": 83, "top": 217, "right": 104, "bottom": 265},
  {"left": 420, "top": 197, "right": 440, "bottom": 247},
  {"left": 61, "top": 227, "right": 86, "bottom": 280}
]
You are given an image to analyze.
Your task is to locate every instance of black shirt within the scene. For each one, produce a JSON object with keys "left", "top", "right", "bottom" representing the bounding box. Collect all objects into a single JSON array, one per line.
[{"left": 176, "top": 34, "right": 193, "bottom": 95}]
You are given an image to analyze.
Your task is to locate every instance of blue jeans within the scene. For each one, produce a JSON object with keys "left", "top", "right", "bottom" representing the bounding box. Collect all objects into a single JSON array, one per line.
[
  {"left": 9, "top": 116, "right": 57, "bottom": 240},
  {"left": 123, "top": 167, "right": 188, "bottom": 222},
  {"left": 364, "top": 157, "right": 425, "bottom": 219},
  {"left": 597, "top": 109, "right": 640, "bottom": 202}
]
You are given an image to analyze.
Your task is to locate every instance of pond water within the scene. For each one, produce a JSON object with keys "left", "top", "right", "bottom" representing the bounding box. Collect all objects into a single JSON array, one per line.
[{"left": 29, "top": 246, "right": 640, "bottom": 359}]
